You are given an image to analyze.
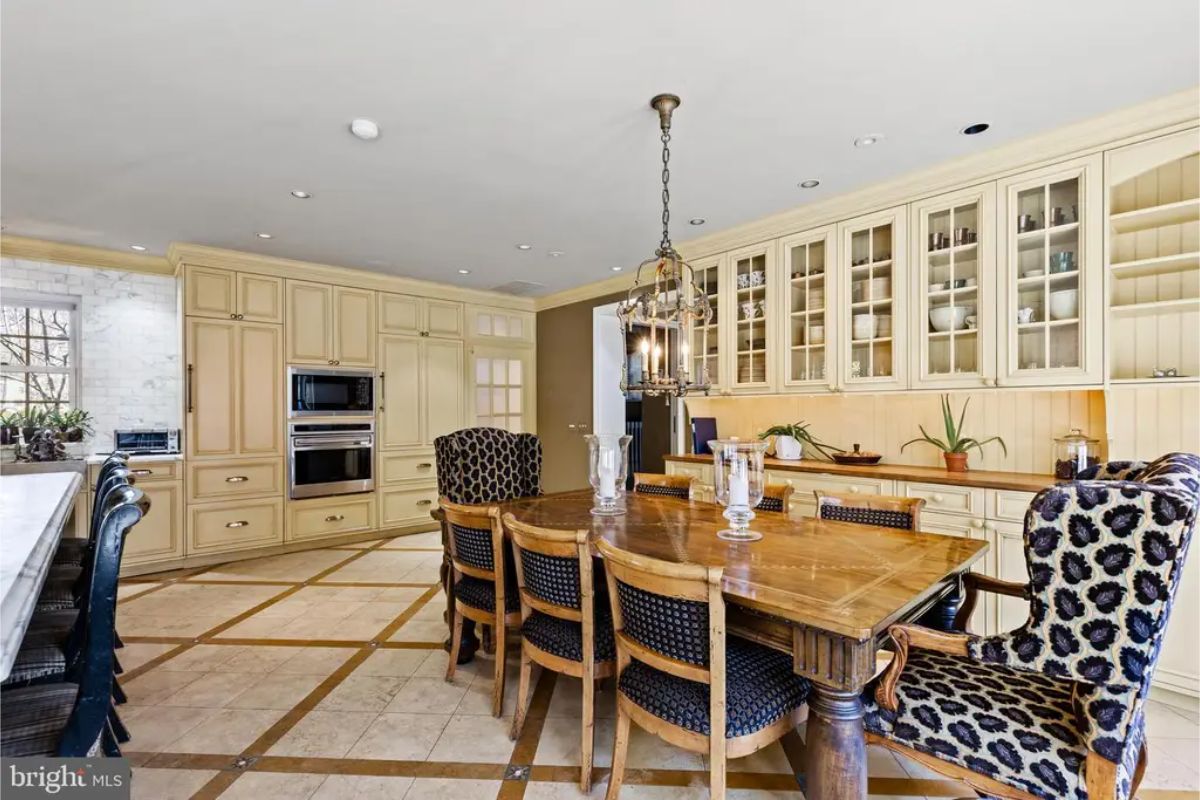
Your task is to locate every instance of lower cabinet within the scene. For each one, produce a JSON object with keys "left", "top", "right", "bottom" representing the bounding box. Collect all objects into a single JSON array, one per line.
[
  {"left": 919, "top": 510, "right": 996, "bottom": 635},
  {"left": 379, "top": 451, "right": 438, "bottom": 484},
  {"left": 992, "top": 519, "right": 1030, "bottom": 633},
  {"left": 287, "top": 494, "right": 376, "bottom": 542},
  {"left": 124, "top": 480, "right": 185, "bottom": 567},
  {"left": 378, "top": 485, "right": 440, "bottom": 528},
  {"left": 188, "top": 497, "right": 284, "bottom": 554},
  {"left": 188, "top": 457, "right": 284, "bottom": 503}
]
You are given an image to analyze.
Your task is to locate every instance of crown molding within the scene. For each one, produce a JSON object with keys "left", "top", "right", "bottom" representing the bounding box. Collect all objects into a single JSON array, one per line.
[
  {"left": 166, "top": 243, "right": 535, "bottom": 311},
  {"left": 534, "top": 87, "right": 1200, "bottom": 310},
  {"left": 0, "top": 235, "right": 174, "bottom": 276}
]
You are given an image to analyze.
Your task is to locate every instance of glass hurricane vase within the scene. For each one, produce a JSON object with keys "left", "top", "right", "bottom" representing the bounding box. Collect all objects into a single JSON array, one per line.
[
  {"left": 708, "top": 438, "right": 768, "bottom": 541},
  {"left": 585, "top": 434, "right": 632, "bottom": 516}
]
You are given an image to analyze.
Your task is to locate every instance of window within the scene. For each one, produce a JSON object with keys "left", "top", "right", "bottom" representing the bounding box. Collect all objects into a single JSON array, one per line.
[
  {"left": 0, "top": 292, "right": 80, "bottom": 417},
  {"left": 474, "top": 352, "right": 525, "bottom": 432}
]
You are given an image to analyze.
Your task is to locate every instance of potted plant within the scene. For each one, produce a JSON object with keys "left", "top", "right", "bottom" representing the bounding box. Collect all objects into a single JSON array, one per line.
[
  {"left": 901, "top": 394, "right": 1007, "bottom": 472},
  {"left": 51, "top": 408, "right": 94, "bottom": 442},
  {"left": 19, "top": 407, "right": 50, "bottom": 444},
  {"left": 0, "top": 411, "right": 17, "bottom": 446},
  {"left": 758, "top": 421, "right": 844, "bottom": 461}
]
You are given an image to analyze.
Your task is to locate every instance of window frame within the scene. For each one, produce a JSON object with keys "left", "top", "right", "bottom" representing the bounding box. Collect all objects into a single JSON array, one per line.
[{"left": 0, "top": 290, "right": 82, "bottom": 417}]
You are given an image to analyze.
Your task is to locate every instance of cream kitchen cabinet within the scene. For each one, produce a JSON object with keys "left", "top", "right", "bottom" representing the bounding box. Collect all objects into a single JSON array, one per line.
[
  {"left": 188, "top": 497, "right": 284, "bottom": 554},
  {"left": 468, "top": 305, "right": 535, "bottom": 344},
  {"left": 778, "top": 227, "right": 837, "bottom": 391},
  {"left": 187, "top": 457, "right": 284, "bottom": 503},
  {"left": 186, "top": 318, "right": 284, "bottom": 459},
  {"left": 686, "top": 255, "right": 725, "bottom": 394},
  {"left": 286, "top": 280, "right": 377, "bottom": 367},
  {"left": 725, "top": 243, "right": 776, "bottom": 393},
  {"left": 86, "top": 458, "right": 185, "bottom": 571},
  {"left": 378, "top": 334, "right": 466, "bottom": 449},
  {"left": 379, "top": 293, "right": 464, "bottom": 339},
  {"left": 378, "top": 484, "right": 440, "bottom": 528},
  {"left": 185, "top": 267, "right": 284, "bottom": 324},
  {"left": 918, "top": 510, "right": 996, "bottom": 635},
  {"left": 469, "top": 345, "right": 534, "bottom": 433},
  {"left": 287, "top": 494, "right": 376, "bottom": 543}
]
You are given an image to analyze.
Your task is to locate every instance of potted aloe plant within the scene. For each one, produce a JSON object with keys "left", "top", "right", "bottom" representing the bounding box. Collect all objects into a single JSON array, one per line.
[
  {"left": 758, "top": 421, "right": 844, "bottom": 461},
  {"left": 901, "top": 394, "right": 1007, "bottom": 472}
]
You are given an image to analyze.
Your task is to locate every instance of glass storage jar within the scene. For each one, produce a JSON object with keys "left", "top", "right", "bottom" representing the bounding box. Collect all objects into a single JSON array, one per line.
[{"left": 1054, "top": 428, "right": 1100, "bottom": 480}]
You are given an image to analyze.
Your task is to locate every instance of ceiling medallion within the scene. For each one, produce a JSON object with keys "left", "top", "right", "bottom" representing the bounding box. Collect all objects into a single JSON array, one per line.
[{"left": 617, "top": 94, "right": 712, "bottom": 398}]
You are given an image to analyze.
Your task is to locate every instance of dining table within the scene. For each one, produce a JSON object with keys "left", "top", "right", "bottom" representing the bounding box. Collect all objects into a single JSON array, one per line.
[
  {"left": 0, "top": 470, "right": 84, "bottom": 681},
  {"left": 436, "top": 489, "right": 988, "bottom": 800}
]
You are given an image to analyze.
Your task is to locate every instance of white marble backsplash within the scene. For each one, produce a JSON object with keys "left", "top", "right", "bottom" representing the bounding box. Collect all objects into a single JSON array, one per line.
[{"left": 0, "top": 257, "right": 181, "bottom": 452}]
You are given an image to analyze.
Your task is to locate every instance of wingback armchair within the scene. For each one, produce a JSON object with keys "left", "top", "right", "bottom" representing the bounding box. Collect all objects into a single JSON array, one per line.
[{"left": 863, "top": 452, "right": 1200, "bottom": 800}]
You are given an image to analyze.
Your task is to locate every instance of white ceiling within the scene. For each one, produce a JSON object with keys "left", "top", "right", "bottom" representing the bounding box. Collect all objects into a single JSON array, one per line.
[{"left": 2, "top": 1, "right": 1197, "bottom": 295}]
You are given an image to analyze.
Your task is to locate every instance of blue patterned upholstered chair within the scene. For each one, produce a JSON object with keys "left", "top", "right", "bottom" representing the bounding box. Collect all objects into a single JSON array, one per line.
[
  {"left": 863, "top": 452, "right": 1200, "bottom": 800},
  {"left": 441, "top": 499, "right": 522, "bottom": 717},
  {"left": 595, "top": 537, "right": 810, "bottom": 800},
  {"left": 504, "top": 514, "right": 615, "bottom": 792},
  {"left": 632, "top": 472, "right": 693, "bottom": 499},
  {"left": 755, "top": 483, "right": 794, "bottom": 514}
]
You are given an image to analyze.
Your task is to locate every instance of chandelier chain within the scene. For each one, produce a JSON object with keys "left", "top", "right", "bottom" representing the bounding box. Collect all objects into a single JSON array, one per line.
[{"left": 660, "top": 127, "right": 672, "bottom": 253}]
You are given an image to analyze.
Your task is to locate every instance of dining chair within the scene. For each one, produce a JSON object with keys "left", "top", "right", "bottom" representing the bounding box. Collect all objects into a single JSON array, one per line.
[
  {"left": 595, "top": 537, "right": 810, "bottom": 800},
  {"left": 441, "top": 499, "right": 522, "bottom": 716},
  {"left": 1, "top": 484, "right": 149, "bottom": 758},
  {"left": 863, "top": 452, "right": 1200, "bottom": 800},
  {"left": 632, "top": 472, "right": 693, "bottom": 499},
  {"left": 813, "top": 490, "right": 924, "bottom": 531},
  {"left": 755, "top": 482, "right": 794, "bottom": 513},
  {"left": 504, "top": 514, "right": 615, "bottom": 792},
  {"left": 52, "top": 452, "right": 129, "bottom": 568}
]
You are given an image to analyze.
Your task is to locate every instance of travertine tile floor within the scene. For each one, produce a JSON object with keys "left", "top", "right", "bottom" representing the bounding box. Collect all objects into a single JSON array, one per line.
[{"left": 112, "top": 530, "right": 1200, "bottom": 799}]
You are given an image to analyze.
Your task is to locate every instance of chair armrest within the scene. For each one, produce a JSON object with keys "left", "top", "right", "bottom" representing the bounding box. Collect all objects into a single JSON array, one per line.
[
  {"left": 875, "top": 623, "right": 972, "bottom": 712},
  {"left": 951, "top": 573, "right": 1028, "bottom": 632}
]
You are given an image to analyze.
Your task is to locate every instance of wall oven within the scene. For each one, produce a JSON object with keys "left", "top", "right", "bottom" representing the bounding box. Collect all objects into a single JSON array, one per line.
[
  {"left": 288, "top": 422, "right": 375, "bottom": 499},
  {"left": 288, "top": 366, "right": 375, "bottom": 417}
]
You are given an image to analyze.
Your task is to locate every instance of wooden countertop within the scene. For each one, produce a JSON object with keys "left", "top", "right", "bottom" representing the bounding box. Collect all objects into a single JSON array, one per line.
[{"left": 664, "top": 453, "right": 1055, "bottom": 493}]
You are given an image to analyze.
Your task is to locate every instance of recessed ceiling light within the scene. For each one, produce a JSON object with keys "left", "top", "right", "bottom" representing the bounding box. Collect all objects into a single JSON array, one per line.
[
  {"left": 349, "top": 118, "right": 381, "bottom": 141},
  {"left": 798, "top": 179, "right": 821, "bottom": 189},
  {"left": 689, "top": 218, "right": 706, "bottom": 226},
  {"left": 458, "top": 269, "right": 471, "bottom": 274},
  {"left": 516, "top": 243, "right": 533, "bottom": 251},
  {"left": 960, "top": 122, "right": 990, "bottom": 136},
  {"left": 853, "top": 134, "right": 884, "bottom": 148},
  {"left": 611, "top": 266, "right": 623, "bottom": 272},
  {"left": 129, "top": 244, "right": 147, "bottom": 251},
  {"left": 256, "top": 232, "right": 273, "bottom": 239},
  {"left": 290, "top": 190, "right": 311, "bottom": 199},
  {"left": 548, "top": 250, "right": 564, "bottom": 257}
]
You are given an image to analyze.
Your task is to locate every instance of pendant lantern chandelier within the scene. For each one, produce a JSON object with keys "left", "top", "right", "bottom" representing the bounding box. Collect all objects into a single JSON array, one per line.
[{"left": 617, "top": 94, "right": 712, "bottom": 398}]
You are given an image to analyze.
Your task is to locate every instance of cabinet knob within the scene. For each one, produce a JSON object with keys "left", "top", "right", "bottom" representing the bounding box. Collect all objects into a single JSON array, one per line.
[
  {"left": 225, "top": 476, "right": 248, "bottom": 483},
  {"left": 970, "top": 518, "right": 984, "bottom": 529},
  {"left": 931, "top": 493, "right": 944, "bottom": 503},
  {"left": 225, "top": 520, "right": 249, "bottom": 528},
  {"left": 984, "top": 521, "right": 997, "bottom": 532},
  {"left": 325, "top": 514, "right": 345, "bottom": 522},
  {"left": 416, "top": 499, "right": 433, "bottom": 506},
  {"left": 848, "top": 486, "right": 860, "bottom": 494}
]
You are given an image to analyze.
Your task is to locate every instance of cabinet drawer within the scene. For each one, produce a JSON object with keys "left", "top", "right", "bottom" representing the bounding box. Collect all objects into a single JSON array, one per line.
[
  {"left": 124, "top": 481, "right": 184, "bottom": 567},
  {"left": 89, "top": 458, "right": 180, "bottom": 485},
  {"left": 380, "top": 451, "right": 438, "bottom": 484},
  {"left": 899, "top": 481, "right": 985, "bottom": 517},
  {"left": 379, "top": 486, "right": 440, "bottom": 528},
  {"left": 765, "top": 470, "right": 894, "bottom": 502},
  {"left": 288, "top": 495, "right": 375, "bottom": 542},
  {"left": 189, "top": 458, "right": 283, "bottom": 502},
  {"left": 188, "top": 498, "right": 283, "bottom": 553},
  {"left": 989, "top": 489, "right": 1038, "bottom": 523}
]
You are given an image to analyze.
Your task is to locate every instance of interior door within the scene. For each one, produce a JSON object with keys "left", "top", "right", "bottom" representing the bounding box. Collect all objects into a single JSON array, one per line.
[{"left": 378, "top": 335, "right": 422, "bottom": 448}]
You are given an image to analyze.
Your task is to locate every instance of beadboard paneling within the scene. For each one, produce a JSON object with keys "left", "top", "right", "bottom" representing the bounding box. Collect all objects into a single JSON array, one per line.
[
  {"left": 1105, "top": 385, "right": 1200, "bottom": 460},
  {"left": 684, "top": 390, "right": 1107, "bottom": 474}
]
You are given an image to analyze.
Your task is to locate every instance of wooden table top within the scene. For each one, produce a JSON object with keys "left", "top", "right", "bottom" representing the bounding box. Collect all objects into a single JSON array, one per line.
[
  {"left": 664, "top": 453, "right": 1056, "bottom": 493},
  {"left": 501, "top": 490, "right": 988, "bottom": 641}
]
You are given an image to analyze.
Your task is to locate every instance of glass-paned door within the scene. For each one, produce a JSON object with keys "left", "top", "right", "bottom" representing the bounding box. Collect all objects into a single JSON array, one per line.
[
  {"left": 472, "top": 346, "right": 532, "bottom": 432},
  {"left": 998, "top": 155, "right": 1103, "bottom": 385},
  {"left": 780, "top": 228, "right": 835, "bottom": 389},
  {"left": 689, "top": 256, "right": 722, "bottom": 391},
  {"left": 727, "top": 245, "right": 774, "bottom": 392},
  {"left": 912, "top": 185, "right": 995, "bottom": 387},
  {"left": 839, "top": 207, "right": 907, "bottom": 390}
]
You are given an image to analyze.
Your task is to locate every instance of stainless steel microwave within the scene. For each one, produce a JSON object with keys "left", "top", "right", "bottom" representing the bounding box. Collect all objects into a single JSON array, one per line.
[{"left": 288, "top": 366, "right": 375, "bottom": 417}]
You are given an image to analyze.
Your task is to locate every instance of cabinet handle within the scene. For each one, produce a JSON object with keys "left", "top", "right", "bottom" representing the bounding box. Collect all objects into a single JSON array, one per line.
[
  {"left": 225, "top": 520, "right": 249, "bottom": 528},
  {"left": 379, "top": 372, "right": 386, "bottom": 406},
  {"left": 230, "top": 313, "right": 236, "bottom": 319},
  {"left": 131, "top": 469, "right": 153, "bottom": 476},
  {"left": 237, "top": 313, "right": 244, "bottom": 320},
  {"left": 225, "top": 476, "right": 248, "bottom": 483},
  {"left": 416, "top": 499, "right": 433, "bottom": 506},
  {"left": 334, "top": 360, "right": 340, "bottom": 365},
  {"left": 325, "top": 514, "right": 345, "bottom": 522},
  {"left": 186, "top": 364, "right": 194, "bottom": 413},
  {"left": 984, "top": 521, "right": 996, "bottom": 532},
  {"left": 417, "top": 463, "right": 432, "bottom": 469}
]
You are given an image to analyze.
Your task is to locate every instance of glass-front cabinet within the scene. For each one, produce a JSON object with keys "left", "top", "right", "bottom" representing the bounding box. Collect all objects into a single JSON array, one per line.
[
  {"left": 724, "top": 244, "right": 775, "bottom": 393},
  {"left": 687, "top": 254, "right": 724, "bottom": 393},
  {"left": 778, "top": 227, "right": 836, "bottom": 390},
  {"left": 997, "top": 154, "right": 1103, "bottom": 385},
  {"left": 837, "top": 206, "right": 907, "bottom": 390},
  {"left": 910, "top": 185, "right": 996, "bottom": 387}
]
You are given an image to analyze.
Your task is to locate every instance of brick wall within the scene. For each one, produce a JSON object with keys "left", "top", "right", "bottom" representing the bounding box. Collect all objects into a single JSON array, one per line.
[{"left": 1, "top": 257, "right": 180, "bottom": 451}]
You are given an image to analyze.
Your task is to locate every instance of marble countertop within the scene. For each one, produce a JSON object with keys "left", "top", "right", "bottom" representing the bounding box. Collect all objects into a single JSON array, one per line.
[
  {"left": 0, "top": 471, "right": 84, "bottom": 679},
  {"left": 84, "top": 453, "right": 183, "bottom": 465}
]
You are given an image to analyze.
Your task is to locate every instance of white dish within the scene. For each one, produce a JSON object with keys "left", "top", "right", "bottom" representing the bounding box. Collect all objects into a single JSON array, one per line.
[
  {"left": 808, "top": 325, "right": 825, "bottom": 344},
  {"left": 852, "top": 314, "right": 877, "bottom": 340},
  {"left": 929, "top": 306, "right": 968, "bottom": 332},
  {"left": 1022, "top": 269, "right": 1045, "bottom": 279},
  {"left": 875, "top": 314, "right": 892, "bottom": 337},
  {"left": 1049, "top": 289, "right": 1078, "bottom": 320}
]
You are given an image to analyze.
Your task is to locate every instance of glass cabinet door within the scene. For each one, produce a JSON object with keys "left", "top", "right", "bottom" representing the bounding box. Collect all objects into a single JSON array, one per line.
[
  {"left": 838, "top": 207, "right": 907, "bottom": 390},
  {"left": 726, "top": 244, "right": 774, "bottom": 392},
  {"left": 688, "top": 255, "right": 723, "bottom": 392},
  {"left": 780, "top": 228, "right": 836, "bottom": 390},
  {"left": 998, "top": 155, "right": 1103, "bottom": 385},
  {"left": 911, "top": 185, "right": 995, "bottom": 387}
]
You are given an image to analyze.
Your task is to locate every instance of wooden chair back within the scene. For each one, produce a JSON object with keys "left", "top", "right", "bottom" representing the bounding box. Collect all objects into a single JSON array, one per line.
[
  {"left": 756, "top": 483, "right": 794, "bottom": 514},
  {"left": 503, "top": 514, "right": 592, "bottom": 625},
  {"left": 813, "top": 491, "right": 925, "bottom": 531},
  {"left": 632, "top": 473, "right": 694, "bottom": 500},
  {"left": 439, "top": 498, "right": 506, "bottom": 585}
]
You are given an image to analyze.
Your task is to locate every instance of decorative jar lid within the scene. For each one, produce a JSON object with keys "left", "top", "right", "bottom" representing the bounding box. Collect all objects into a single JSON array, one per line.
[{"left": 1055, "top": 428, "right": 1098, "bottom": 445}]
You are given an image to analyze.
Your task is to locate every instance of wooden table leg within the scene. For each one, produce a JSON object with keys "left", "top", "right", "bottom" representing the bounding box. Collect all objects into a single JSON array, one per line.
[{"left": 802, "top": 685, "right": 867, "bottom": 800}]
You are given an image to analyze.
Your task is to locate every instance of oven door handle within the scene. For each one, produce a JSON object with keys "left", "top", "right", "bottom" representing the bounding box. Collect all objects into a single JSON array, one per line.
[{"left": 291, "top": 440, "right": 374, "bottom": 451}]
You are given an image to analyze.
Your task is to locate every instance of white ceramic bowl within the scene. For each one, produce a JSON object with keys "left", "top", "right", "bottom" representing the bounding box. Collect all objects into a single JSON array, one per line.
[
  {"left": 929, "top": 306, "right": 968, "bottom": 332},
  {"left": 870, "top": 277, "right": 891, "bottom": 299},
  {"left": 852, "top": 314, "right": 877, "bottom": 340},
  {"left": 1049, "top": 289, "right": 1078, "bottom": 320},
  {"left": 875, "top": 314, "right": 892, "bottom": 337},
  {"left": 808, "top": 325, "right": 825, "bottom": 344}
]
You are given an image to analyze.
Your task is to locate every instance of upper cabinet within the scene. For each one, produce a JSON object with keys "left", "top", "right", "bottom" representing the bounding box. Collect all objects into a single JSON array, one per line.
[
  {"left": 286, "top": 280, "right": 376, "bottom": 366},
  {"left": 688, "top": 255, "right": 724, "bottom": 393},
  {"left": 185, "top": 267, "right": 283, "bottom": 324},
  {"left": 726, "top": 244, "right": 775, "bottom": 393},
  {"left": 378, "top": 333, "right": 466, "bottom": 448},
  {"left": 838, "top": 206, "right": 908, "bottom": 391},
  {"left": 910, "top": 184, "right": 997, "bottom": 388},
  {"left": 1105, "top": 128, "right": 1200, "bottom": 385},
  {"left": 996, "top": 154, "right": 1104, "bottom": 386},
  {"left": 379, "top": 293, "right": 464, "bottom": 339},
  {"left": 468, "top": 306, "right": 535, "bottom": 344},
  {"left": 778, "top": 228, "right": 836, "bottom": 391}
]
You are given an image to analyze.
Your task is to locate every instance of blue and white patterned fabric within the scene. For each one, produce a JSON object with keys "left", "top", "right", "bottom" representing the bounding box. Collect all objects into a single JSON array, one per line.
[
  {"left": 619, "top": 637, "right": 810, "bottom": 738},
  {"left": 455, "top": 575, "right": 520, "bottom": 614},
  {"left": 434, "top": 428, "right": 542, "bottom": 505},
  {"left": 615, "top": 579, "right": 709, "bottom": 667},
  {"left": 450, "top": 523, "right": 495, "bottom": 571},
  {"left": 522, "top": 609, "right": 616, "bottom": 662},
  {"left": 633, "top": 482, "right": 690, "bottom": 499},
  {"left": 865, "top": 452, "right": 1199, "bottom": 800}
]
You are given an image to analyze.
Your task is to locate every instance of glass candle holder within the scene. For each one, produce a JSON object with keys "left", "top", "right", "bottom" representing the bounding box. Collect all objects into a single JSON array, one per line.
[
  {"left": 708, "top": 438, "right": 768, "bottom": 541},
  {"left": 586, "top": 434, "right": 632, "bottom": 516}
]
